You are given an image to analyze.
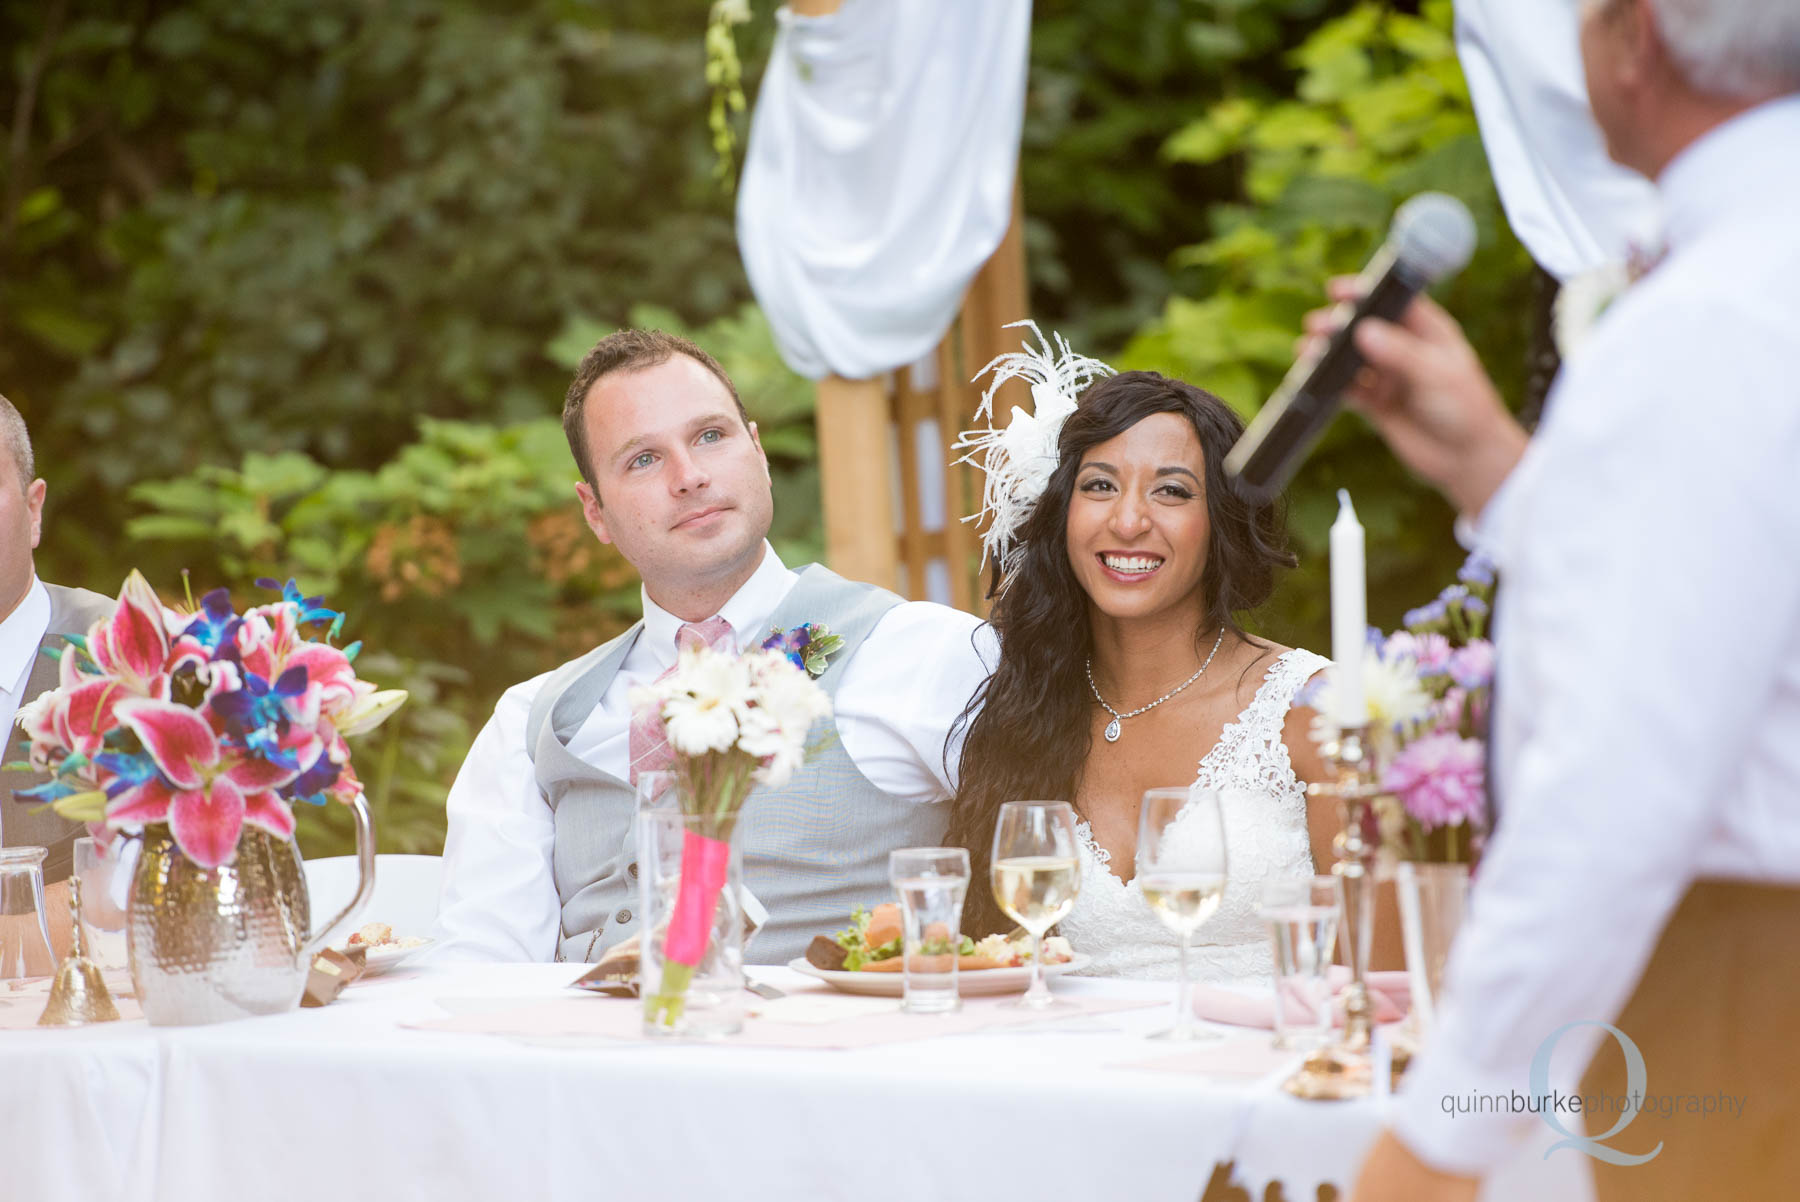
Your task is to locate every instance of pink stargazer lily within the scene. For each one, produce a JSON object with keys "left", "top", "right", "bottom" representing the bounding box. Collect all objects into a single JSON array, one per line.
[
  {"left": 15, "top": 677, "right": 126, "bottom": 761},
  {"left": 85, "top": 571, "right": 174, "bottom": 697},
  {"left": 109, "top": 699, "right": 304, "bottom": 868}
]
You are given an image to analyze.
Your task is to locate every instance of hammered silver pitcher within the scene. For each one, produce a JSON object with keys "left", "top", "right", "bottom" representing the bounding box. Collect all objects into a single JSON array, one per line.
[{"left": 127, "top": 796, "right": 374, "bottom": 1026}]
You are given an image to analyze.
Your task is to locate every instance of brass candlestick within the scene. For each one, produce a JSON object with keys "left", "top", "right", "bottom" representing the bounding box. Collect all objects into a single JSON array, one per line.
[
  {"left": 1283, "top": 724, "right": 1404, "bottom": 1099},
  {"left": 37, "top": 876, "right": 122, "bottom": 1027}
]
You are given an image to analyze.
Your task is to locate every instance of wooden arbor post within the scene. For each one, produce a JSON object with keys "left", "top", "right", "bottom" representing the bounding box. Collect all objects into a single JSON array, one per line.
[{"left": 815, "top": 194, "right": 1029, "bottom": 612}]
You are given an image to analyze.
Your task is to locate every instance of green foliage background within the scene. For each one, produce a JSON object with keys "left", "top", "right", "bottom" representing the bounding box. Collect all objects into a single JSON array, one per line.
[{"left": 3, "top": 0, "right": 1535, "bottom": 856}]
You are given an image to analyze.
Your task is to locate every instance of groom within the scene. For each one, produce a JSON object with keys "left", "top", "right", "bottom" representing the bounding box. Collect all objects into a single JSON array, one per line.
[{"left": 432, "top": 330, "right": 990, "bottom": 965}]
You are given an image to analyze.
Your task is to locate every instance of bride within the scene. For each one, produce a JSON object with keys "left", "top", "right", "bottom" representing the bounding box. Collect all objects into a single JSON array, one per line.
[{"left": 948, "top": 337, "right": 1337, "bottom": 982}]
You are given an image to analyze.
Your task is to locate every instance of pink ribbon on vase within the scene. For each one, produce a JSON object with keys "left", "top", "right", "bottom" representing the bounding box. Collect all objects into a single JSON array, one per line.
[{"left": 664, "top": 830, "right": 733, "bottom": 967}]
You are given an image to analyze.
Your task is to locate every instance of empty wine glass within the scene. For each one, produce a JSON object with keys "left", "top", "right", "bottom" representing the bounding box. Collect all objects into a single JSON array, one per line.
[
  {"left": 0, "top": 846, "right": 56, "bottom": 982},
  {"left": 990, "top": 801, "right": 1081, "bottom": 1010},
  {"left": 1136, "top": 786, "right": 1228, "bottom": 1041}
]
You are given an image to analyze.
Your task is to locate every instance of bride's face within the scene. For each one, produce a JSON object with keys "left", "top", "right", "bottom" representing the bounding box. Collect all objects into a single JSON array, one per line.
[{"left": 1064, "top": 412, "right": 1211, "bottom": 623}]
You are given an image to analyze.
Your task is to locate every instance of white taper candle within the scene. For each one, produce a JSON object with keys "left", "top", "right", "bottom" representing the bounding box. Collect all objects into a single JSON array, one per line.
[{"left": 1330, "top": 489, "right": 1369, "bottom": 727}]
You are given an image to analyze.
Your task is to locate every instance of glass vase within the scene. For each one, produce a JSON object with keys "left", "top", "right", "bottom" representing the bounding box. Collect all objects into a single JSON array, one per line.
[
  {"left": 1394, "top": 860, "right": 1471, "bottom": 1039},
  {"left": 637, "top": 807, "right": 745, "bottom": 1039}
]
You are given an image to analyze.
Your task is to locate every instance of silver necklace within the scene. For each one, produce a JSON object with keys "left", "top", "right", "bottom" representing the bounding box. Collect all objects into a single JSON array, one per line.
[{"left": 1086, "top": 627, "right": 1226, "bottom": 743}]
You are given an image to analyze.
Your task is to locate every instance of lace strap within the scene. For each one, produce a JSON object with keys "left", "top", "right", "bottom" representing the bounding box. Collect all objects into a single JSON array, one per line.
[
  {"left": 1195, "top": 647, "right": 1331, "bottom": 786},
  {"left": 1242, "top": 648, "right": 1332, "bottom": 744}
]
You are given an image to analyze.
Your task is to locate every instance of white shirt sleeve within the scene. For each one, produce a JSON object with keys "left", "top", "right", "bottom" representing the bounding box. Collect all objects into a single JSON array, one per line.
[
  {"left": 427, "top": 674, "right": 562, "bottom": 963},
  {"left": 1391, "top": 298, "right": 1800, "bottom": 1172},
  {"left": 832, "top": 602, "right": 997, "bottom": 804}
]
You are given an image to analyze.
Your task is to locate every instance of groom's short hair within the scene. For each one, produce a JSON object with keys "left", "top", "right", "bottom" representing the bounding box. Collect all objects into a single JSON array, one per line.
[
  {"left": 562, "top": 329, "right": 747, "bottom": 491},
  {"left": 0, "top": 394, "right": 33, "bottom": 490}
]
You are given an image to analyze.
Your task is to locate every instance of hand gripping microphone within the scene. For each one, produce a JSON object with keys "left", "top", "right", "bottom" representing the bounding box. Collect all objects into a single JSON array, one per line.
[{"left": 1223, "top": 192, "right": 1478, "bottom": 504}]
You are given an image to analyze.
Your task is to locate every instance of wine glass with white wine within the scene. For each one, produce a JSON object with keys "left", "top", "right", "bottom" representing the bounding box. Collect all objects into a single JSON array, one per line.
[
  {"left": 1136, "top": 786, "right": 1228, "bottom": 1041},
  {"left": 990, "top": 801, "right": 1082, "bottom": 1010}
]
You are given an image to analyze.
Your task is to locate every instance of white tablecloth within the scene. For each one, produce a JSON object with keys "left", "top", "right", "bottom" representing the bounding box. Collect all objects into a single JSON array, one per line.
[{"left": 1, "top": 965, "right": 1592, "bottom": 1202}]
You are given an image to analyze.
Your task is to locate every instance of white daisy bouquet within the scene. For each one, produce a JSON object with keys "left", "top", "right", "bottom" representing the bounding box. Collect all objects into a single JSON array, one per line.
[{"left": 629, "top": 644, "right": 831, "bottom": 1024}]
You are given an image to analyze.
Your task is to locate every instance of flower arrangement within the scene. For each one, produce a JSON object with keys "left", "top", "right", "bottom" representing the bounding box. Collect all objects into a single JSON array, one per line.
[
  {"left": 759, "top": 622, "right": 844, "bottom": 679},
  {"left": 1309, "top": 552, "right": 1496, "bottom": 864},
  {"left": 630, "top": 642, "right": 832, "bottom": 1026},
  {"left": 10, "top": 572, "right": 406, "bottom": 869}
]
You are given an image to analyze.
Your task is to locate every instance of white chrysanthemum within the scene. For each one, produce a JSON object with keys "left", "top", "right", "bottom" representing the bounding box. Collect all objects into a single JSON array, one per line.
[
  {"left": 1363, "top": 649, "right": 1433, "bottom": 731},
  {"left": 1309, "top": 647, "right": 1433, "bottom": 753},
  {"left": 750, "top": 650, "right": 832, "bottom": 728},
  {"left": 734, "top": 651, "right": 830, "bottom": 785},
  {"left": 660, "top": 648, "right": 753, "bottom": 756}
]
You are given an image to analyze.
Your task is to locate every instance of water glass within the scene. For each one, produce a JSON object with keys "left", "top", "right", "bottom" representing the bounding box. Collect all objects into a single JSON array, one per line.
[
  {"left": 74, "top": 836, "right": 132, "bottom": 974},
  {"left": 0, "top": 846, "right": 56, "bottom": 982},
  {"left": 889, "top": 847, "right": 970, "bottom": 1014},
  {"left": 1136, "top": 787, "right": 1228, "bottom": 1042},
  {"left": 1260, "top": 874, "right": 1343, "bottom": 1051},
  {"left": 990, "top": 801, "right": 1081, "bottom": 1010}
]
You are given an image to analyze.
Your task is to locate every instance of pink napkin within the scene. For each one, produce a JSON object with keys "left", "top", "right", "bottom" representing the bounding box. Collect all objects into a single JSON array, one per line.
[{"left": 1191, "top": 967, "right": 1410, "bottom": 1029}]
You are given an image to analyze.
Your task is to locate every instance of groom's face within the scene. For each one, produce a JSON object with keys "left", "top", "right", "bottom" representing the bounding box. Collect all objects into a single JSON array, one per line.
[{"left": 574, "top": 355, "right": 773, "bottom": 595}]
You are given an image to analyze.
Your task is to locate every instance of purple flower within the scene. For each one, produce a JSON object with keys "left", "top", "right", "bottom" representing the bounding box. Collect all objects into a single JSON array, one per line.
[
  {"left": 1404, "top": 599, "right": 1449, "bottom": 630},
  {"left": 1449, "top": 640, "right": 1496, "bottom": 690},
  {"left": 1438, "top": 583, "right": 1469, "bottom": 607},
  {"left": 1382, "top": 733, "right": 1486, "bottom": 829},
  {"left": 1457, "top": 551, "right": 1496, "bottom": 588},
  {"left": 1463, "top": 596, "right": 1490, "bottom": 619}
]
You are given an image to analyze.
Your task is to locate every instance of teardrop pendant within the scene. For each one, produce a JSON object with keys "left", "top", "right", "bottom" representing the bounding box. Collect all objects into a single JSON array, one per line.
[{"left": 1104, "top": 717, "right": 1122, "bottom": 742}]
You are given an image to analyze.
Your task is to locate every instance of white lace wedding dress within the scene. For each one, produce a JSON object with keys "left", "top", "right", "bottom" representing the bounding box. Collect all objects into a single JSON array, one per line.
[{"left": 1060, "top": 648, "right": 1331, "bottom": 983}]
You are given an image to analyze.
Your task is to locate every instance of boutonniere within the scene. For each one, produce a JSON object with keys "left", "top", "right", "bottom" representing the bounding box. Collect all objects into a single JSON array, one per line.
[
  {"left": 1552, "top": 239, "right": 1665, "bottom": 359},
  {"left": 760, "top": 622, "right": 844, "bottom": 679}
]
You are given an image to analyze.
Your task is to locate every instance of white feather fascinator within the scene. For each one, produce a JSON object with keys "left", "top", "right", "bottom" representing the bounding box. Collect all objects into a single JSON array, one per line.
[{"left": 952, "top": 320, "right": 1116, "bottom": 580}]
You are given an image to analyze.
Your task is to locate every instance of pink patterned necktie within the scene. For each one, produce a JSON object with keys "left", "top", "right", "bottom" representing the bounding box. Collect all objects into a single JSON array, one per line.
[{"left": 627, "top": 616, "right": 735, "bottom": 785}]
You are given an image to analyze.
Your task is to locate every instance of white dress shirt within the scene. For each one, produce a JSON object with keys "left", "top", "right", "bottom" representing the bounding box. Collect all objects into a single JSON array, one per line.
[
  {"left": 1, "top": 577, "right": 51, "bottom": 755},
  {"left": 433, "top": 545, "right": 994, "bottom": 962},
  {"left": 1454, "top": 0, "right": 1660, "bottom": 279},
  {"left": 1394, "top": 97, "right": 1800, "bottom": 1173}
]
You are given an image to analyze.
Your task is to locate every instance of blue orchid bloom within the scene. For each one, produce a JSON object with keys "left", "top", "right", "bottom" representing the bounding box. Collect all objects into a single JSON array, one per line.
[
  {"left": 256, "top": 577, "right": 343, "bottom": 636},
  {"left": 210, "top": 665, "right": 311, "bottom": 768},
  {"left": 13, "top": 777, "right": 79, "bottom": 804},
  {"left": 178, "top": 588, "right": 239, "bottom": 652},
  {"left": 96, "top": 752, "right": 162, "bottom": 800},
  {"left": 281, "top": 756, "right": 342, "bottom": 807}
]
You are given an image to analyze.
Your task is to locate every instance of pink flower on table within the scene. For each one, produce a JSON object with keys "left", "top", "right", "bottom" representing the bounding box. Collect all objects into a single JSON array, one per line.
[
  {"left": 1382, "top": 732, "right": 1485, "bottom": 830},
  {"left": 1448, "top": 640, "right": 1496, "bottom": 690},
  {"left": 1385, "top": 630, "right": 1452, "bottom": 676},
  {"left": 108, "top": 699, "right": 303, "bottom": 868}
]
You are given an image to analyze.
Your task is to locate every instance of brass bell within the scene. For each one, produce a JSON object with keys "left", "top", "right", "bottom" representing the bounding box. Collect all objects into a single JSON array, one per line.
[{"left": 38, "top": 876, "right": 122, "bottom": 1027}]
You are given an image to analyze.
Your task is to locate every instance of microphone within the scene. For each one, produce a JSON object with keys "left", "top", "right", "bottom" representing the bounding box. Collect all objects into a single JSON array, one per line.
[{"left": 1223, "top": 192, "right": 1478, "bottom": 504}]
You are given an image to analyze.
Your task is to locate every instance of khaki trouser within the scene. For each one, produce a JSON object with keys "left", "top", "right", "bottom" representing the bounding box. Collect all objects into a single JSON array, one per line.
[{"left": 1581, "top": 880, "right": 1800, "bottom": 1201}]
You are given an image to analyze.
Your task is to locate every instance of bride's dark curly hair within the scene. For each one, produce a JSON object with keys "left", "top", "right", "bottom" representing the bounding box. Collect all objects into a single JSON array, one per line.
[{"left": 947, "top": 370, "right": 1296, "bottom": 935}]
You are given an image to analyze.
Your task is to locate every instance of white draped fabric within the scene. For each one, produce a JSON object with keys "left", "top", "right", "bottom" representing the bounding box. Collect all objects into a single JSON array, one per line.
[
  {"left": 736, "top": 0, "right": 1030, "bottom": 380},
  {"left": 1454, "top": 0, "right": 1660, "bottom": 279},
  {"left": 0, "top": 964, "right": 1592, "bottom": 1202}
]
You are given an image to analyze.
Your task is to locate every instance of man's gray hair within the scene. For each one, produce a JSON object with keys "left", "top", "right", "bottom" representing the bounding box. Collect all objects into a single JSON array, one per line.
[
  {"left": 0, "top": 395, "right": 33, "bottom": 488},
  {"left": 1649, "top": 0, "right": 1800, "bottom": 98}
]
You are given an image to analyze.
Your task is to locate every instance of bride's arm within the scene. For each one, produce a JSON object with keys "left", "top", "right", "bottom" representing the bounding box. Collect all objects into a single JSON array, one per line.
[{"left": 1283, "top": 702, "right": 1405, "bottom": 971}]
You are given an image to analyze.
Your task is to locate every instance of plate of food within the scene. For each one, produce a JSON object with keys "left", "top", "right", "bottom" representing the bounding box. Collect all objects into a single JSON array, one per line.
[
  {"left": 342, "top": 923, "right": 434, "bottom": 976},
  {"left": 788, "top": 904, "right": 1087, "bottom": 997}
]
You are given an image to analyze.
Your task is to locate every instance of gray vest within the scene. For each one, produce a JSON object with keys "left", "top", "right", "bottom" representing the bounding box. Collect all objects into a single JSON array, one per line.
[
  {"left": 3, "top": 583, "right": 116, "bottom": 883},
  {"left": 527, "top": 565, "right": 948, "bottom": 965}
]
